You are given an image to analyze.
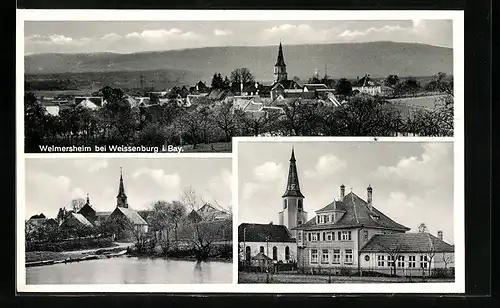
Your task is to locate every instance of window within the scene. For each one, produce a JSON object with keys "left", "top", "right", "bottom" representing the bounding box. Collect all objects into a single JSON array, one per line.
[
  {"left": 285, "top": 246, "right": 290, "bottom": 260},
  {"left": 388, "top": 255, "right": 395, "bottom": 267},
  {"left": 311, "top": 233, "right": 318, "bottom": 241},
  {"left": 397, "top": 256, "right": 405, "bottom": 268},
  {"left": 245, "top": 246, "right": 251, "bottom": 260},
  {"left": 259, "top": 246, "right": 264, "bottom": 254},
  {"left": 341, "top": 231, "right": 350, "bottom": 240},
  {"left": 298, "top": 220, "right": 303, "bottom": 225},
  {"left": 332, "top": 249, "right": 341, "bottom": 264},
  {"left": 319, "top": 215, "right": 325, "bottom": 224},
  {"left": 345, "top": 249, "right": 353, "bottom": 264},
  {"left": 297, "top": 232, "right": 302, "bottom": 242},
  {"left": 408, "top": 255, "right": 416, "bottom": 268},
  {"left": 363, "top": 230, "right": 369, "bottom": 241},
  {"left": 283, "top": 199, "right": 287, "bottom": 209},
  {"left": 322, "top": 232, "right": 326, "bottom": 241},
  {"left": 420, "top": 255, "right": 428, "bottom": 268},
  {"left": 308, "top": 233, "right": 312, "bottom": 241},
  {"left": 311, "top": 249, "right": 318, "bottom": 264},
  {"left": 272, "top": 246, "right": 277, "bottom": 260},
  {"left": 325, "top": 215, "right": 330, "bottom": 223},
  {"left": 317, "top": 233, "right": 321, "bottom": 241},
  {"left": 337, "top": 231, "right": 341, "bottom": 241},
  {"left": 348, "top": 231, "right": 352, "bottom": 240},
  {"left": 298, "top": 199, "right": 303, "bottom": 211},
  {"left": 377, "top": 255, "right": 385, "bottom": 267},
  {"left": 321, "top": 250, "right": 329, "bottom": 264},
  {"left": 327, "top": 232, "right": 332, "bottom": 241}
]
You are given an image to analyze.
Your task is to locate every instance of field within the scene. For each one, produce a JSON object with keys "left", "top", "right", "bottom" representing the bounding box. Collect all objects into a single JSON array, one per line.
[
  {"left": 238, "top": 272, "right": 455, "bottom": 284},
  {"left": 389, "top": 95, "right": 445, "bottom": 109}
]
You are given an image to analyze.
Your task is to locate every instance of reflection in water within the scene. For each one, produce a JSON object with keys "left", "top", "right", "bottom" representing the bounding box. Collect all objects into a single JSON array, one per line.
[{"left": 26, "top": 256, "right": 232, "bottom": 284}]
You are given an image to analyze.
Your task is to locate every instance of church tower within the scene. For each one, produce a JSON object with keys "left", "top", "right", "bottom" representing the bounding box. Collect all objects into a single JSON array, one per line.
[
  {"left": 116, "top": 167, "right": 128, "bottom": 208},
  {"left": 279, "top": 147, "right": 307, "bottom": 239},
  {"left": 274, "top": 42, "right": 288, "bottom": 82}
]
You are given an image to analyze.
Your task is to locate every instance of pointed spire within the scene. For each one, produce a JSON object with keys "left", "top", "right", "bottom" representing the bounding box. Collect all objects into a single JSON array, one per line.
[
  {"left": 117, "top": 167, "right": 128, "bottom": 208},
  {"left": 283, "top": 147, "right": 304, "bottom": 198},
  {"left": 275, "top": 41, "right": 286, "bottom": 67}
]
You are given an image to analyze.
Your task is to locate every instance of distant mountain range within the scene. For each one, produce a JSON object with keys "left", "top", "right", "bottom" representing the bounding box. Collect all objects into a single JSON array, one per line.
[{"left": 25, "top": 41, "right": 453, "bottom": 82}]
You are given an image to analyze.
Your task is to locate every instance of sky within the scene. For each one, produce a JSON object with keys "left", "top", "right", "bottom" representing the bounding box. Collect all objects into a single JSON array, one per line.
[
  {"left": 238, "top": 141, "right": 455, "bottom": 244},
  {"left": 24, "top": 20, "right": 453, "bottom": 54},
  {"left": 25, "top": 157, "right": 232, "bottom": 219}
]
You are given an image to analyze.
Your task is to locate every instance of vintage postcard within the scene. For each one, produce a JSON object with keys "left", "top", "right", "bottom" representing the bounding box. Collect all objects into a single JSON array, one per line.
[
  {"left": 16, "top": 9, "right": 464, "bottom": 293},
  {"left": 19, "top": 11, "right": 459, "bottom": 154}
]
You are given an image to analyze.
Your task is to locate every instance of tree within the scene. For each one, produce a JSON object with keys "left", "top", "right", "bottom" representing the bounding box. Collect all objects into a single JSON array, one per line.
[
  {"left": 212, "top": 101, "right": 236, "bottom": 142},
  {"left": 418, "top": 223, "right": 428, "bottom": 233},
  {"left": 292, "top": 76, "right": 301, "bottom": 83},
  {"left": 379, "top": 241, "right": 411, "bottom": 276},
  {"left": 307, "top": 75, "right": 321, "bottom": 84},
  {"left": 335, "top": 78, "right": 352, "bottom": 96},
  {"left": 211, "top": 73, "right": 224, "bottom": 89},
  {"left": 230, "top": 68, "right": 255, "bottom": 85},
  {"left": 167, "top": 201, "right": 187, "bottom": 242},
  {"left": 25, "top": 92, "right": 48, "bottom": 151},
  {"left": 384, "top": 75, "right": 400, "bottom": 87},
  {"left": 71, "top": 198, "right": 86, "bottom": 212}
]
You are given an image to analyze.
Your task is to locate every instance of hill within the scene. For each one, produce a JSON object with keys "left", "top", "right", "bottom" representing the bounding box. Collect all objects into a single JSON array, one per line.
[{"left": 25, "top": 41, "right": 453, "bottom": 84}]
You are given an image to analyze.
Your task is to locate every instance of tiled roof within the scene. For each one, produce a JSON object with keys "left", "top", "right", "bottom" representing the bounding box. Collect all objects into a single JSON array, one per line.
[
  {"left": 360, "top": 232, "right": 454, "bottom": 253},
  {"left": 70, "top": 212, "right": 94, "bottom": 227},
  {"left": 238, "top": 223, "right": 295, "bottom": 243},
  {"left": 207, "top": 89, "right": 234, "bottom": 101},
  {"left": 271, "top": 80, "right": 302, "bottom": 91},
  {"left": 304, "top": 84, "right": 328, "bottom": 90},
  {"left": 115, "top": 207, "right": 148, "bottom": 225},
  {"left": 294, "top": 191, "right": 410, "bottom": 231},
  {"left": 252, "top": 252, "right": 272, "bottom": 260}
]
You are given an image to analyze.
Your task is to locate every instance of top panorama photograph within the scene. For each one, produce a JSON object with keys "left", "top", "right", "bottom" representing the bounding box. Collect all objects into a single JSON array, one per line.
[{"left": 23, "top": 20, "right": 454, "bottom": 153}]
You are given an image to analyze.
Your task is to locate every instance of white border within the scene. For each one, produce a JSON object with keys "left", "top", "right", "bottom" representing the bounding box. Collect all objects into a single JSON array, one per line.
[{"left": 16, "top": 9, "right": 464, "bottom": 293}]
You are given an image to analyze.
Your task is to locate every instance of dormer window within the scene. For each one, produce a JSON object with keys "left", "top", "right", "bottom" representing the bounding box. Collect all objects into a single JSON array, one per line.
[{"left": 370, "top": 214, "right": 380, "bottom": 221}]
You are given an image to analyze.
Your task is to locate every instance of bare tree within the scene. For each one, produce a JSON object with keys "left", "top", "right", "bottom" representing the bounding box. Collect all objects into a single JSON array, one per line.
[
  {"left": 211, "top": 101, "right": 236, "bottom": 142},
  {"left": 440, "top": 252, "right": 453, "bottom": 269},
  {"left": 230, "top": 68, "right": 255, "bottom": 85},
  {"left": 417, "top": 223, "right": 428, "bottom": 233},
  {"left": 71, "top": 198, "right": 86, "bottom": 212},
  {"left": 379, "top": 241, "right": 410, "bottom": 276}
]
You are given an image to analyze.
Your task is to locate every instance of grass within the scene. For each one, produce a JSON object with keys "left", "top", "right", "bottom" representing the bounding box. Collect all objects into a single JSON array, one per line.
[
  {"left": 238, "top": 272, "right": 455, "bottom": 284},
  {"left": 181, "top": 142, "right": 232, "bottom": 153}
]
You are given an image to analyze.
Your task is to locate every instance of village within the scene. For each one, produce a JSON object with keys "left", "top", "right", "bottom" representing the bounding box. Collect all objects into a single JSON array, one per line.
[
  {"left": 25, "top": 42, "right": 454, "bottom": 153},
  {"left": 25, "top": 167, "right": 233, "bottom": 269}
]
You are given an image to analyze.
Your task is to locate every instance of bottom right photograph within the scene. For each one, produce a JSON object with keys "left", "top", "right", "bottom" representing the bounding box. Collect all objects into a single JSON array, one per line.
[{"left": 236, "top": 139, "right": 456, "bottom": 284}]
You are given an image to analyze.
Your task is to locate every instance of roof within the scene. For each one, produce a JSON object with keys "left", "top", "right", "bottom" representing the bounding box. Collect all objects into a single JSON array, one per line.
[
  {"left": 360, "top": 232, "right": 455, "bottom": 253},
  {"left": 30, "top": 213, "right": 46, "bottom": 219},
  {"left": 96, "top": 211, "right": 111, "bottom": 217},
  {"left": 252, "top": 252, "right": 272, "bottom": 260},
  {"left": 294, "top": 191, "right": 410, "bottom": 231},
  {"left": 275, "top": 42, "right": 286, "bottom": 67},
  {"left": 70, "top": 212, "right": 94, "bottom": 227},
  {"left": 239, "top": 223, "right": 296, "bottom": 242},
  {"left": 271, "top": 80, "right": 302, "bottom": 91},
  {"left": 188, "top": 209, "right": 203, "bottom": 222},
  {"left": 282, "top": 148, "right": 305, "bottom": 198},
  {"left": 207, "top": 89, "right": 234, "bottom": 101},
  {"left": 283, "top": 91, "right": 316, "bottom": 99},
  {"left": 303, "top": 84, "right": 328, "bottom": 90},
  {"left": 114, "top": 207, "right": 148, "bottom": 225},
  {"left": 355, "top": 75, "right": 381, "bottom": 87},
  {"left": 74, "top": 97, "right": 104, "bottom": 107}
]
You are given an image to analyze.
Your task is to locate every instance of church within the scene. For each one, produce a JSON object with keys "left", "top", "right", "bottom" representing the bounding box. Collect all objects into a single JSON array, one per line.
[{"left": 239, "top": 148, "right": 455, "bottom": 277}]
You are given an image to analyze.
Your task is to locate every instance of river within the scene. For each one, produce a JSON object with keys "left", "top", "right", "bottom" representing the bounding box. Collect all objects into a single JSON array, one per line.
[{"left": 26, "top": 256, "right": 232, "bottom": 284}]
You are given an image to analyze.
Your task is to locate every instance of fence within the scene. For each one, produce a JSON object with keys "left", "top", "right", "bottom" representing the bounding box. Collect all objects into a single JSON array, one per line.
[
  {"left": 239, "top": 261, "right": 298, "bottom": 273},
  {"left": 292, "top": 265, "right": 455, "bottom": 279}
]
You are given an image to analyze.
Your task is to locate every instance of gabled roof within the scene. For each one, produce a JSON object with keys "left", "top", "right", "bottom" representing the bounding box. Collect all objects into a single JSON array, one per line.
[
  {"left": 74, "top": 97, "right": 104, "bottom": 107},
  {"left": 294, "top": 191, "right": 409, "bottom": 231},
  {"left": 271, "top": 80, "right": 302, "bottom": 91},
  {"left": 188, "top": 209, "right": 203, "bottom": 223},
  {"left": 29, "top": 213, "right": 46, "bottom": 219},
  {"left": 69, "top": 212, "right": 94, "bottom": 227},
  {"left": 303, "top": 84, "right": 328, "bottom": 90},
  {"left": 360, "top": 232, "right": 454, "bottom": 253},
  {"left": 207, "top": 89, "right": 234, "bottom": 101},
  {"left": 355, "top": 75, "right": 381, "bottom": 87},
  {"left": 238, "top": 223, "right": 295, "bottom": 243},
  {"left": 114, "top": 207, "right": 148, "bottom": 225},
  {"left": 252, "top": 252, "right": 272, "bottom": 260}
]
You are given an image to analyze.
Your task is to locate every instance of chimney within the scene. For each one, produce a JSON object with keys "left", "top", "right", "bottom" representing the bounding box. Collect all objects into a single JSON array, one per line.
[
  {"left": 367, "top": 185, "right": 373, "bottom": 210},
  {"left": 340, "top": 184, "right": 345, "bottom": 200},
  {"left": 438, "top": 231, "right": 443, "bottom": 241}
]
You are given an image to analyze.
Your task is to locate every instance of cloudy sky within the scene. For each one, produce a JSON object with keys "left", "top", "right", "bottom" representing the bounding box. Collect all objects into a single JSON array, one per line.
[
  {"left": 25, "top": 157, "right": 231, "bottom": 219},
  {"left": 238, "top": 141, "right": 455, "bottom": 244},
  {"left": 24, "top": 20, "right": 453, "bottom": 54}
]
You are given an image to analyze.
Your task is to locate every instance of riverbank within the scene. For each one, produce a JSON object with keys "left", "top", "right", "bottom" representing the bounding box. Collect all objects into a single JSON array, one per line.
[
  {"left": 238, "top": 272, "right": 455, "bottom": 284},
  {"left": 26, "top": 245, "right": 129, "bottom": 265}
]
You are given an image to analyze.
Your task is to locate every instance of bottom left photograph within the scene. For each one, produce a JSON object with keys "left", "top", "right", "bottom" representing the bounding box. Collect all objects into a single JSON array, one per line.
[{"left": 22, "top": 156, "right": 233, "bottom": 285}]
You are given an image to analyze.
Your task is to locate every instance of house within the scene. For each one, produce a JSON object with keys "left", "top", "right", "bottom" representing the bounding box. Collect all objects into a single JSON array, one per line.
[
  {"left": 42, "top": 101, "right": 61, "bottom": 116},
  {"left": 74, "top": 96, "right": 104, "bottom": 109},
  {"left": 352, "top": 74, "right": 383, "bottom": 96},
  {"left": 302, "top": 83, "right": 328, "bottom": 92},
  {"left": 207, "top": 88, "right": 234, "bottom": 102},
  {"left": 239, "top": 222, "right": 297, "bottom": 264},
  {"left": 197, "top": 203, "right": 231, "bottom": 221},
  {"left": 186, "top": 94, "right": 209, "bottom": 106},
  {"left": 187, "top": 209, "right": 203, "bottom": 223},
  {"left": 77, "top": 194, "right": 97, "bottom": 225},
  {"left": 28, "top": 213, "right": 47, "bottom": 226},
  {"left": 189, "top": 81, "right": 209, "bottom": 94},
  {"left": 105, "top": 168, "right": 149, "bottom": 238},
  {"left": 60, "top": 212, "right": 94, "bottom": 229}
]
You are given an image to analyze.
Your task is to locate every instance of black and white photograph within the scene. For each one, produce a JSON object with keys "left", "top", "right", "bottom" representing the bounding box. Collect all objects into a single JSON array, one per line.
[
  {"left": 236, "top": 140, "right": 458, "bottom": 285},
  {"left": 23, "top": 16, "right": 455, "bottom": 154},
  {"left": 23, "top": 157, "right": 232, "bottom": 285}
]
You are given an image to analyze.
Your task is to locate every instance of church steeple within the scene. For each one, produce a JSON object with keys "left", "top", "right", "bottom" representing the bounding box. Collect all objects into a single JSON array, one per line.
[
  {"left": 282, "top": 147, "right": 304, "bottom": 198},
  {"left": 274, "top": 41, "right": 288, "bottom": 82},
  {"left": 117, "top": 167, "right": 128, "bottom": 208}
]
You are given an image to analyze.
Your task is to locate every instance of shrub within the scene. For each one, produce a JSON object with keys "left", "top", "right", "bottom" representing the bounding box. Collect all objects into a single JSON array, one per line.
[{"left": 26, "top": 237, "right": 114, "bottom": 252}]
